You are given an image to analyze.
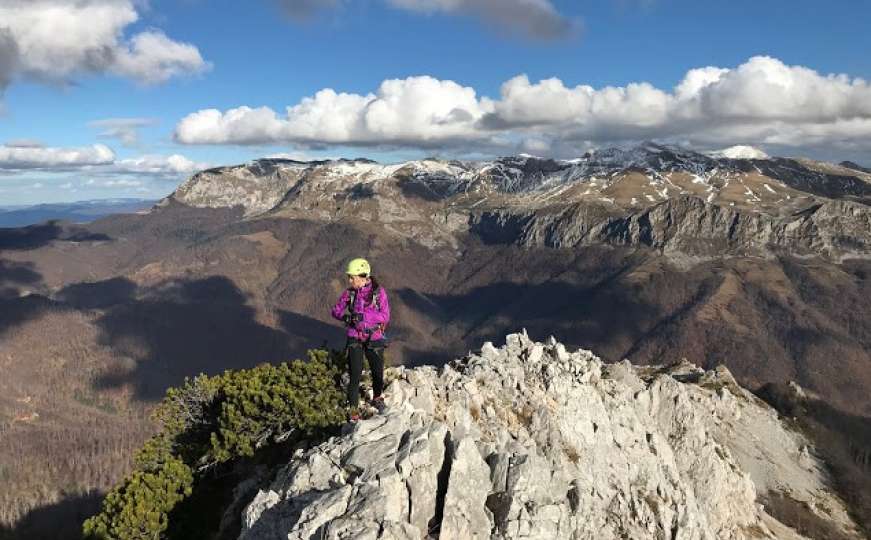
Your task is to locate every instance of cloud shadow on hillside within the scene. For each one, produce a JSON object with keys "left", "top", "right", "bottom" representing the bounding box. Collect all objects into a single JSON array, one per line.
[
  {"left": 391, "top": 271, "right": 665, "bottom": 365},
  {"left": 72, "top": 275, "right": 340, "bottom": 401},
  {"left": 0, "top": 490, "right": 103, "bottom": 540},
  {"left": 0, "top": 221, "right": 110, "bottom": 251},
  {"left": 0, "top": 259, "right": 41, "bottom": 299},
  {"left": 278, "top": 309, "right": 342, "bottom": 351},
  {"left": 0, "top": 259, "right": 53, "bottom": 337},
  {"left": 0, "top": 221, "right": 114, "bottom": 335}
]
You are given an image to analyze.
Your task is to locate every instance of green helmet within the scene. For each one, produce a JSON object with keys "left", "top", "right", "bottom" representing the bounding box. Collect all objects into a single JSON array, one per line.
[{"left": 345, "top": 258, "right": 371, "bottom": 276}]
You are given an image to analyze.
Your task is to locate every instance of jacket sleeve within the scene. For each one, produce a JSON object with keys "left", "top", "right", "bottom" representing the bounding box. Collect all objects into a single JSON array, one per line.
[
  {"left": 363, "top": 288, "right": 390, "bottom": 327},
  {"left": 331, "top": 289, "right": 350, "bottom": 321}
]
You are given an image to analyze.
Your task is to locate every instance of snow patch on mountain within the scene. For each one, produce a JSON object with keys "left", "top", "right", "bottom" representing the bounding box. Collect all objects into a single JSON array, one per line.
[{"left": 710, "top": 145, "right": 770, "bottom": 160}]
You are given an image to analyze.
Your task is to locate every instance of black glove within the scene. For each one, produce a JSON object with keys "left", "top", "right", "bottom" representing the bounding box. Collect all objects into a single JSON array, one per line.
[{"left": 343, "top": 313, "right": 363, "bottom": 326}]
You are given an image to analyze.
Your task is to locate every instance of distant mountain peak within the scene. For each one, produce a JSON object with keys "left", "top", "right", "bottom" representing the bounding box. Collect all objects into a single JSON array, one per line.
[{"left": 708, "top": 145, "right": 770, "bottom": 159}]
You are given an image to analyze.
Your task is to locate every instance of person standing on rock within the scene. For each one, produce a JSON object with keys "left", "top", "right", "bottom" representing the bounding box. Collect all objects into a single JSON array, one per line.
[{"left": 331, "top": 258, "right": 391, "bottom": 421}]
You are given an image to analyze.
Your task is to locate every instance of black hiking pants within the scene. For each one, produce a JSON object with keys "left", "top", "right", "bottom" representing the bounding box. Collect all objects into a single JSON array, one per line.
[{"left": 346, "top": 339, "right": 386, "bottom": 409}]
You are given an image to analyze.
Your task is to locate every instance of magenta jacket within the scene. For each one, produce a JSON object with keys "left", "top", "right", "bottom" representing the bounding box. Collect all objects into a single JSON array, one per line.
[{"left": 331, "top": 281, "right": 390, "bottom": 342}]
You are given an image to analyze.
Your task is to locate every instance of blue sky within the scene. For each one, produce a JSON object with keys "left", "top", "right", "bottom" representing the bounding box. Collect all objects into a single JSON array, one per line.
[{"left": 1, "top": 0, "right": 870, "bottom": 205}]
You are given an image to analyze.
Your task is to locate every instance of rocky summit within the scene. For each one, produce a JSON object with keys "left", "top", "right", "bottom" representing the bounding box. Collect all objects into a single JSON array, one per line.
[{"left": 238, "top": 333, "right": 862, "bottom": 540}]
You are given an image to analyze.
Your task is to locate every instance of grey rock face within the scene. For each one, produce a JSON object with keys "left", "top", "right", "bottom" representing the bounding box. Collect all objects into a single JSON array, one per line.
[
  {"left": 173, "top": 162, "right": 310, "bottom": 217},
  {"left": 440, "top": 437, "right": 492, "bottom": 539},
  {"left": 239, "top": 333, "right": 863, "bottom": 540},
  {"left": 477, "top": 195, "right": 871, "bottom": 262}
]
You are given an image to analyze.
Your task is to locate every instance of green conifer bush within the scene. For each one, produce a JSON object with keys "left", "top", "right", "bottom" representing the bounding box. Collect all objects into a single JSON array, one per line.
[{"left": 83, "top": 349, "right": 346, "bottom": 540}]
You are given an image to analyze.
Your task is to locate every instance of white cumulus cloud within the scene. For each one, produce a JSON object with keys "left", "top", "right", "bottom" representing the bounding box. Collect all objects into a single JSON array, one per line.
[
  {"left": 102, "top": 178, "right": 143, "bottom": 187},
  {"left": 0, "top": 144, "right": 208, "bottom": 203},
  {"left": 175, "top": 76, "right": 493, "bottom": 147},
  {"left": 112, "top": 31, "right": 209, "bottom": 85},
  {"left": 0, "top": 143, "right": 115, "bottom": 170},
  {"left": 0, "top": 141, "right": 211, "bottom": 181},
  {"left": 0, "top": 0, "right": 210, "bottom": 89},
  {"left": 174, "top": 56, "right": 871, "bottom": 160},
  {"left": 691, "top": 56, "right": 871, "bottom": 122},
  {"left": 113, "top": 154, "right": 211, "bottom": 177}
]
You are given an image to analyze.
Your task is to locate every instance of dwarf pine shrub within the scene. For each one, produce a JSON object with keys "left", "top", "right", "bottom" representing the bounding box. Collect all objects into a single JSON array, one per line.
[
  {"left": 81, "top": 455, "right": 193, "bottom": 540},
  {"left": 83, "top": 349, "right": 346, "bottom": 540},
  {"left": 209, "top": 350, "right": 346, "bottom": 463}
]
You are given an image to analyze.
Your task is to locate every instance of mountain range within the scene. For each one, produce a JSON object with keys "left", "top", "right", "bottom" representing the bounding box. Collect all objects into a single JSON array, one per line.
[
  {"left": 1, "top": 143, "right": 870, "bottom": 538},
  {"left": 174, "top": 143, "right": 871, "bottom": 261}
]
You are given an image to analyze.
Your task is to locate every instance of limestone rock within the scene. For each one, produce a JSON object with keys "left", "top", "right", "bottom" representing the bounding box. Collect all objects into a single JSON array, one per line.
[{"left": 239, "top": 333, "right": 862, "bottom": 539}]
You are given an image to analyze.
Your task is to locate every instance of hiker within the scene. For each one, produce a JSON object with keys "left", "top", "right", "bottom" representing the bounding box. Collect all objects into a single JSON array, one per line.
[{"left": 331, "top": 258, "right": 390, "bottom": 421}]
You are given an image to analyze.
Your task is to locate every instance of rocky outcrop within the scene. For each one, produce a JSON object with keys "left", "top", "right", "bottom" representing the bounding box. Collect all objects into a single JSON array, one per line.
[
  {"left": 173, "top": 160, "right": 312, "bottom": 217},
  {"left": 474, "top": 195, "right": 871, "bottom": 261},
  {"left": 239, "top": 333, "right": 862, "bottom": 539}
]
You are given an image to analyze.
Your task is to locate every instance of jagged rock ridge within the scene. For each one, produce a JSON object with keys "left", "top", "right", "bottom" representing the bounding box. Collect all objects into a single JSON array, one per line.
[{"left": 239, "top": 333, "right": 862, "bottom": 540}]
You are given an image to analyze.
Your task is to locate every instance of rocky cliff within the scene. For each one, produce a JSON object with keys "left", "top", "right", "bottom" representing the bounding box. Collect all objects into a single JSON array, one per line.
[
  {"left": 238, "top": 333, "right": 862, "bottom": 539},
  {"left": 168, "top": 145, "right": 871, "bottom": 261},
  {"left": 472, "top": 196, "right": 871, "bottom": 262}
]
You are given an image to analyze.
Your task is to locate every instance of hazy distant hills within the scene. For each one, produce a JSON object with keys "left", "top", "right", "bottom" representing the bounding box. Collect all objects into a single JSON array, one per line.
[{"left": 0, "top": 198, "right": 156, "bottom": 228}]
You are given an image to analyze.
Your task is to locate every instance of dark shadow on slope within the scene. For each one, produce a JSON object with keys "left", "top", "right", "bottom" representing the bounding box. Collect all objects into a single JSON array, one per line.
[
  {"left": 88, "top": 275, "right": 337, "bottom": 401},
  {"left": 758, "top": 491, "right": 856, "bottom": 540},
  {"left": 0, "top": 275, "right": 135, "bottom": 337},
  {"left": 0, "top": 222, "right": 64, "bottom": 250},
  {"left": 0, "top": 221, "right": 110, "bottom": 251},
  {"left": 339, "top": 183, "right": 376, "bottom": 201},
  {"left": 396, "top": 176, "right": 470, "bottom": 201},
  {"left": 0, "top": 260, "right": 52, "bottom": 337},
  {"left": 62, "top": 230, "right": 112, "bottom": 243},
  {"left": 468, "top": 212, "right": 535, "bottom": 245},
  {"left": 757, "top": 383, "right": 871, "bottom": 536},
  {"left": 0, "top": 260, "right": 41, "bottom": 300},
  {"left": 748, "top": 158, "right": 871, "bottom": 201},
  {"left": 55, "top": 277, "right": 138, "bottom": 309},
  {"left": 0, "top": 490, "right": 103, "bottom": 540},
  {"left": 392, "top": 274, "right": 663, "bottom": 365},
  {"left": 0, "top": 221, "right": 114, "bottom": 336},
  {"left": 0, "top": 295, "right": 60, "bottom": 338},
  {"left": 277, "top": 310, "right": 341, "bottom": 352}
]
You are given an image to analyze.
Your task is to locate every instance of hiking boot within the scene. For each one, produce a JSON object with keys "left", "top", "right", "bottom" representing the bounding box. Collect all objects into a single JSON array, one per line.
[{"left": 371, "top": 395, "right": 386, "bottom": 412}]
